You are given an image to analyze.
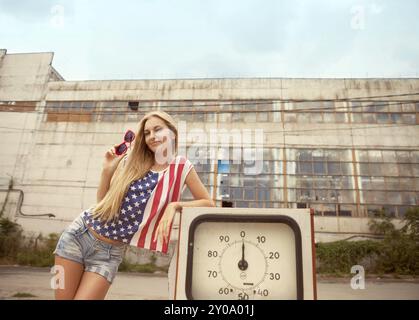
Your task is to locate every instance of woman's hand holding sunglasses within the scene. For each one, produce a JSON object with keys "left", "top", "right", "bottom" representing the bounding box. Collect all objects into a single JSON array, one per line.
[
  {"left": 102, "top": 145, "right": 126, "bottom": 173},
  {"left": 102, "top": 130, "right": 135, "bottom": 173}
]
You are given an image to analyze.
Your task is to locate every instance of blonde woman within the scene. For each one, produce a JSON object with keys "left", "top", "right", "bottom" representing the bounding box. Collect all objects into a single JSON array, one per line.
[{"left": 53, "top": 111, "right": 214, "bottom": 299}]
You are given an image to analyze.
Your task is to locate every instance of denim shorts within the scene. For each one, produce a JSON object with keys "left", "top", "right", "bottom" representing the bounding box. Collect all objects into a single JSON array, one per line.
[{"left": 53, "top": 214, "right": 126, "bottom": 284}]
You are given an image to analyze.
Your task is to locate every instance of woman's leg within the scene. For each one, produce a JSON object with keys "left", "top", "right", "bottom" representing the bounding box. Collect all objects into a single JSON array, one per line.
[
  {"left": 73, "top": 272, "right": 111, "bottom": 300},
  {"left": 54, "top": 255, "right": 84, "bottom": 300}
]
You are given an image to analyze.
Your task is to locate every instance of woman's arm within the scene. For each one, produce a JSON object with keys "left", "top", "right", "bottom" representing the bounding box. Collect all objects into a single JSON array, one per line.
[
  {"left": 154, "top": 167, "right": 215, "bottom": 243},
  {"left": 96, "top": 148, "right": 127, "bottom": 203},
  {"left": 172, "top": 167, "right": 215, "bottom": 209},
  {"left": 96, "top": 169, "right": 114, "bottom": 203}
]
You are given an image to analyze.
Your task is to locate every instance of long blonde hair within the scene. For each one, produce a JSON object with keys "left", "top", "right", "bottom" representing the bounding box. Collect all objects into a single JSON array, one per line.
[{"left": 91, "top": 111, "right": 178, "bottom": 222}]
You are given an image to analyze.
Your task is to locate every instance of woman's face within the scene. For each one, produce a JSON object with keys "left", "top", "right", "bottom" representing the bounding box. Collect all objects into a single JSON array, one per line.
[{"left": 143, "top": 116, "right": 169, "bottom": 153}]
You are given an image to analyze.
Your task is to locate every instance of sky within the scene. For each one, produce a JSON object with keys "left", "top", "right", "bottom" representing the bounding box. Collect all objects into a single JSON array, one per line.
[{"left": 1, "top": 0, "right": 418, "bottom": 80}]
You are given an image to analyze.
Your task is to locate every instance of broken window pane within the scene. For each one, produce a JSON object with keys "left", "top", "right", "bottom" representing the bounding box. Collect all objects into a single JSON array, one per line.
[
  {"left": 287, "top": 189, "right": 296, "bottom": 202},
  {"left": 229, "top": 174, "right": 241, "bottom": 187},
  {"left": 390, "top": 113, "right": 403, "bottom": 123},
  {"left": 373, "top": 101, "right": 388, "bottom": 112},
  {"left": 325, "top": 149, "right": 341, "bottom": 161},
  {"left": 370, "top": 177, "right": 385, "bottom": 190},
  {"left": 243, "top": 177, "right": 256, "bottom": 187},
  {"left": 327, "top": 162, "right": 341, "bottom": 175},
  {"left": 402, "top": 103, "right": 415, "bottom": 112},
  {"left": 321, "top": 202, "right": 336, "bottom": 214},
  {"left": 286, "top": 162, "right": 296, "bottom": 174},
  {"left": 382, "top": 205, "right": 396, "bottom": 217},
  {"left": 357, "top": 150, "right": 369, "bottom": 162},
  {"left": 376, "top": 113, "right": 389, "bottom": 123},
  {"left": 341, "top": 162, "right": 352, "bottom": 175},
  {"left": 271, "top": 189, "right": 283, "bottom": 201},
  {"left": 323, "top": 113, "right": 335, "bottom": 123},
  {"left": 273, "top": 161, "right": 283, "bottom": 174},
  {"left": 340, "top": 190, "right": 355, "bottom": 203},
  {"left": 361, "top": 176, "right": 371, "bottom": 190},
  {"left": 388, "top": 103, "right": 402, "bottom": 112},
  {"left": 396, "top": 151, "right": 411, "bottom": 163},
  {"left": 363, "top": 191, "right": 383, "bottom": 204},
  {"left": 401, "top": 192, "right": 417, "bottom": 205},
  {"left": 364, "top": 104, "right": 376, "bottom": 112},
  {"left": 401, "top": 114, "right": 415, "bottom": 124},
  {"left": 382, "top": 151, "right": 397, "bottom": 163},
  {"left": 310, "top": 113, "right": 323, "bottom": 123},
  {"left": 313, "top": 162, "right": 326, "bottom": 175},
  {"left": 256, "top": 175, "right": 270, "bottom": 188},
  {"left": 244, "top": 187, "right": 255, "bottom": 199},
  {"left": 285, "top": 149, "right": 296, "bottom": 161},
  {"left": 352, "top": 113, "right": 363, "bottom": 123},
  {"left": 369, "top": 163, "right": 383, "bottom": 176},
  {"left": 258, "top": 188, "right": 270, "bottom": 201},
  {"left": 385, "top": 177, "right": 400, "bottom": 190},
  {"left": 297, "top": 113, "right": 310, "bottom": 122},
  {"left": 399, "top": 164, "right": 413, "bottom": 176},
  {"left": 298, "top": 150, "right": 312, "bottom": 161},
  {"left": 298, "top": 162, "right": 312, "bottom": 174},
  {"left": 231, "top": 187, "right": 243, "bottom": 199},
  {"left": 258, "top": 112, "right": 269, "bottom": 122},
  {"left": 335, "top": 112, "right": 346, "bottom": 123},
  {"left": 284, "top": 113, "right": 296, "bottom": 122},
  {"left": 339, "top": 205, "right": 355, "bottom": 216},
  {"left": 363, "top": 113, "right": 376, "bottom": 123},
  {"left": 400, "top": 178, "right": 415, "bottom": 191},
  {"left": 341, "top": 176, "right": 354, "bottom": 189},
  {"left": 315, "top": 189, "right": 328, "bottom": 201},
  {"left": 368, "top": 150, "right": 382, "bottom": 162},
  {"left": 381, "top": 163, "right": 399, "bottom": 176},
  {"left": 359, "top": 163, "right": 370, "bottom": 175},
  {"left": 286, "top": 175, "right": 296, "bottom": 188}
]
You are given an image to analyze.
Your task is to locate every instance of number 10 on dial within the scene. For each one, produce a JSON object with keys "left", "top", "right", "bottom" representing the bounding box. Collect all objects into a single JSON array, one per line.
[{"left": 185, "top": 215, "right": 303, "bottom": 300}]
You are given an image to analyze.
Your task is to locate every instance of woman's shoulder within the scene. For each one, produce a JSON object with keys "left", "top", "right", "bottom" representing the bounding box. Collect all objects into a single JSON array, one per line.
[
  {"left": 173, "top": 155, "right": 190, "bottom": 164},
  {"left": 172, "top": 155, "right": 194, "bottom": 171}
]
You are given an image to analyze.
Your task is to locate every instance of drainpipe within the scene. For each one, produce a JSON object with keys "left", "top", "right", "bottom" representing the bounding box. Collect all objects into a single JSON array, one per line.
[{"left": 0, "top": 177, "right": 55, "bottom": 218}]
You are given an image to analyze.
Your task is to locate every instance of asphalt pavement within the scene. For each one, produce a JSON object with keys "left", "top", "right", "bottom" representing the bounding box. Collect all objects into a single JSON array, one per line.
[{"left": 0, "top": 266, "right": 418, "bottom": 300}]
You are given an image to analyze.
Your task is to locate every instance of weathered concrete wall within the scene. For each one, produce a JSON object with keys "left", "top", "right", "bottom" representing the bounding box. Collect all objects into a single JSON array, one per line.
[
  {"left": 0, "top": 52, "right": 55, "bottom": 101},
  {"left": 45, "top": 78, "right": 419, "bottom": 101}
]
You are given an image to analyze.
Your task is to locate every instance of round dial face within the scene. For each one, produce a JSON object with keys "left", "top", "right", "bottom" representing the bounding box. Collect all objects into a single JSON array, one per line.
[{"left": 186, "top": 215, "right": 303, "bottom": 300}]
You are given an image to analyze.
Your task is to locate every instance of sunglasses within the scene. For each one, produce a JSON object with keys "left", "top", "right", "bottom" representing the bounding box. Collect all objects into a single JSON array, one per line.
[{"left": 114, "top": 130, "right": 136, "bottom": 155}]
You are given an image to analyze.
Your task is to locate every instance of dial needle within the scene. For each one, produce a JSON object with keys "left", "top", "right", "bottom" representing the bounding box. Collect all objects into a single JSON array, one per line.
[{"left": 238, "top": 241, "right": 248, "bottom": 271}]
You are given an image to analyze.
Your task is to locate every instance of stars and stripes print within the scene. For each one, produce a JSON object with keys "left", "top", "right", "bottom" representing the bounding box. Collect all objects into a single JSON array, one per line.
[{"left": 83, "top": 155, "right": 193, "bottom": 254}]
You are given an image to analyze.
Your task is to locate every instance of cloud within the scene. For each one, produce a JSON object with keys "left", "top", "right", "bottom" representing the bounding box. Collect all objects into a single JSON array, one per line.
[
  {"left": 0, "top": 0, "right": 74, "bottom": 22},
  {"left": 2, "top": 0, "right": 417, "bottom": 79}
]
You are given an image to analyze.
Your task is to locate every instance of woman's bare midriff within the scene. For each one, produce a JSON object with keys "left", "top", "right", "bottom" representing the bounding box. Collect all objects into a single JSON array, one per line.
[{"left": 88, "top": 226, "right": 125, "bottom": 247}]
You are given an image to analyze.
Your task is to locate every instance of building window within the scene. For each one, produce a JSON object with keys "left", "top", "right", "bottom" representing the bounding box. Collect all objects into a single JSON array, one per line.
[{"left": 45, "top": 101, "right": 95, "bottom": 122}]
